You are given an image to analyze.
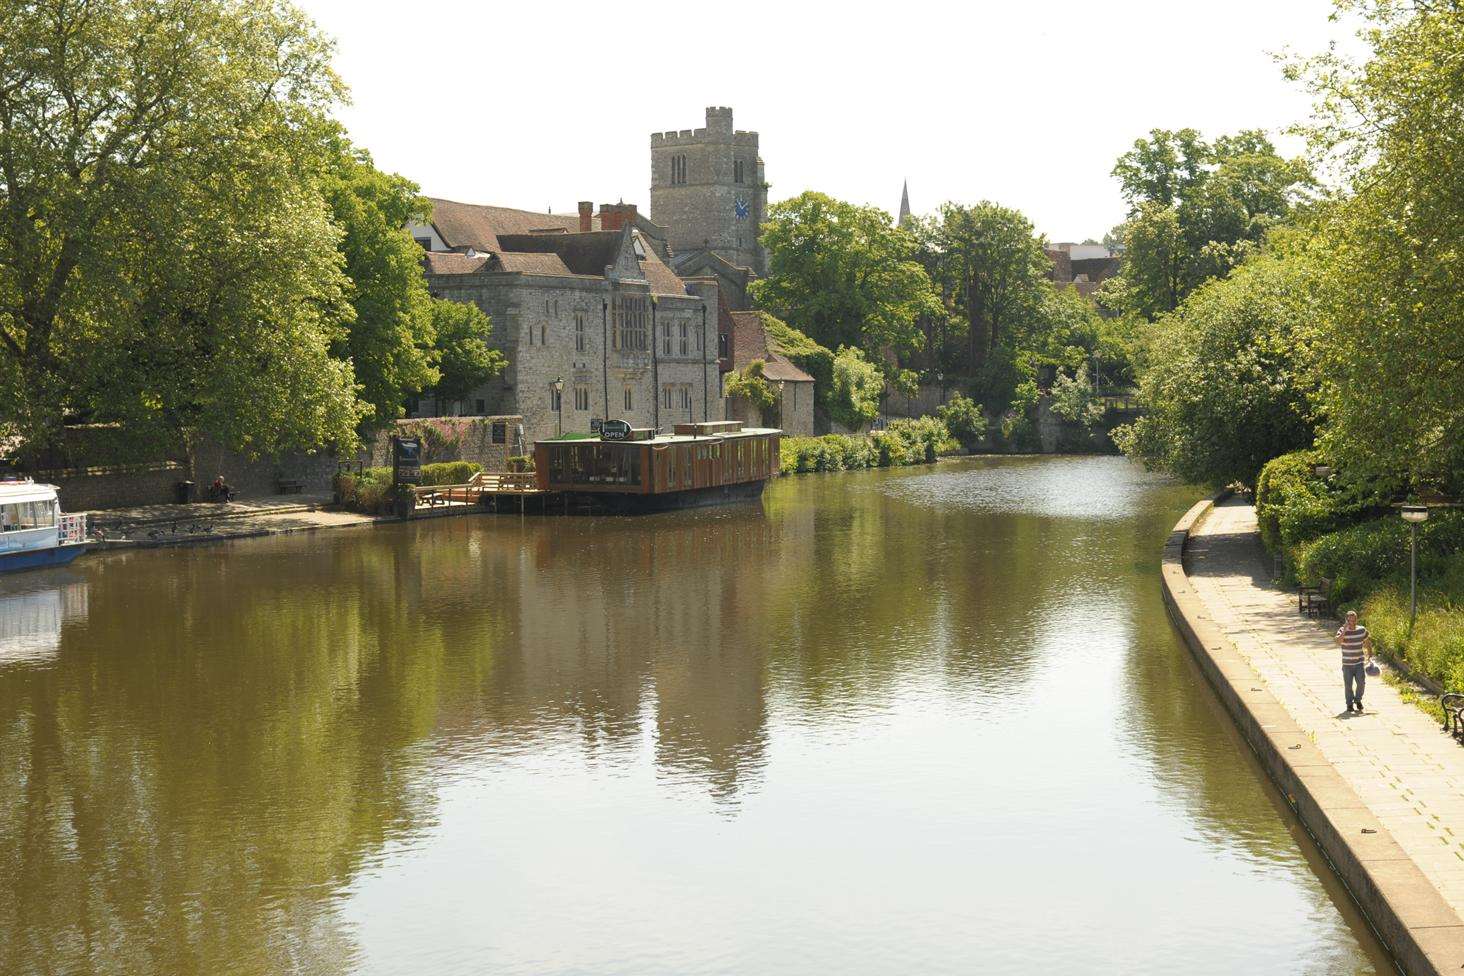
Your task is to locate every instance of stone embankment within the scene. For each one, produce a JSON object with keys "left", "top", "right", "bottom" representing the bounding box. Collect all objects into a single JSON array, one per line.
[{"left": 1164, "top": 494, "right": 1464, "bottom": 976}]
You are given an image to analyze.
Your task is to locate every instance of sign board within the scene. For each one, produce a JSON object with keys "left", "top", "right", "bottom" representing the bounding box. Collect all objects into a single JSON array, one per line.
[
  {"left": 590, "top": 417, "right": 603, "bottom": 434},
  {"left": 392, "top": 435, "right": 422, "bottom": 485},
  {"left": 600, "top": 420, "right": 632, "bottom": 441}
]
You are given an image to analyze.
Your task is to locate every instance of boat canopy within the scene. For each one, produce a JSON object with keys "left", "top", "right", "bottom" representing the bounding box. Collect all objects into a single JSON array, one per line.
[{"left": 0, "top": 482, "right": 59, "bottom": 507}]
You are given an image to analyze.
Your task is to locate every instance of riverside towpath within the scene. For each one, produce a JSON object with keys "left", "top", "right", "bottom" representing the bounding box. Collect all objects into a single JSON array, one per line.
[{"left": 1177, "top": 495, "right": 1464, "bottom": 973}]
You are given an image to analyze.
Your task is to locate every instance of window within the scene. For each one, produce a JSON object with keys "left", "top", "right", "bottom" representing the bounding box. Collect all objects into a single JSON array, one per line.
[
  {"left": 1, "top": 501, "right": 55, "bottom": 531},
  {"left": 575, "top": 386, "right": 590, "bottom": 411},
  {"left": 679, "top": 385, "right": 692, "bottom": 410},
  {"left": 734, "top": 160, "right": 744, "bottom": 184},
  {"left": 575, "top": 312, "right": 586, "bottom": 352},
  {"left": 475, "top": 399, "right": 486, "bottom": 415},
  {"left": 718, "top": 333, "right": 729, "bottom": 359},
  {"left": 415, "top": 236, "right": 433, "bottom": 250},
  {"left": 624, "top": 386, "right": 633, "bottom": 411},
  {"left": 663, "top": 385, "right": 673, "bottom": 409},
  {"left": 619, "top": 297, "right": 648, "bottom": 352},
  {"left": 663, "top": 322, "right": 673, "bottom": 356},
  {"left": 671, "top": 154, "right": 687, "bottom": 185},
  {"left": 492, "top": 421, "right": 506, "bottom": 444},
  {"left": 679, "top": 322, "right": 688, "bottom": 356},
  {"left": 527, "top": 320, "right": 533, "bottom": 346}
]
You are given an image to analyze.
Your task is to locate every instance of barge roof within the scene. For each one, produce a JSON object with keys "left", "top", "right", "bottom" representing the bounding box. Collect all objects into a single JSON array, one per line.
[{"left": 538, "top": 428, "right": 781, "bottom": 448}]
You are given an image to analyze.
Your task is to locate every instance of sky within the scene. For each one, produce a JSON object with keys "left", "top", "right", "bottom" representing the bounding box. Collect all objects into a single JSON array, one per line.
[{"left": 299, "top": 0, "right": 1350, "bottom": 243}]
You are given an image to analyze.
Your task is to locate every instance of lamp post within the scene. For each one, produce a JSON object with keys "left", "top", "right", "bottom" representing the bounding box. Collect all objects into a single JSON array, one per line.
[
  {"left": 1401, "top": 504, "right": 1429, "bottom": 636},
  {"left": 553, "top": 377, "right": 564, "bottom": 436}
]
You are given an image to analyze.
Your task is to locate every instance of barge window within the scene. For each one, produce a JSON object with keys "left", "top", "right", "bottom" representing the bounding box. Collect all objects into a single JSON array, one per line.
[{"left": 1, "top": 501, "right": 55, "bottom": 531}]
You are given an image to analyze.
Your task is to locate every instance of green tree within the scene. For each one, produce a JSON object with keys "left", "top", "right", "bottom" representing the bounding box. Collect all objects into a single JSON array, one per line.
[
  {"left": 829, "top": 346, "right": 883, "bottom": 430},
  {"left": 1115, "top": 246, "right": 1319, "bottom": 486},
  {"left": 0, "top": 0, "right": 362, "bottom": 454},
  {"left": 1103, "top": 129, "right": 1313, "bottom": 318},
  {"left": 429, "top": 298, "right": 505, "bottom": 405},
  {"left": 752, "top": 192, "right": 939, "bottom": 360},
  {"left": 319, "top": 137, "right": 441, "bottom": 426},
  {"left": 928, "top": 202, "right": 1051, "bottom": 375},
  {"left": 935, "top": 393, "right": 988, "bottom": 450},
  {"left": 1292, "top": 0, "right": 1464, "bottom": 491}
]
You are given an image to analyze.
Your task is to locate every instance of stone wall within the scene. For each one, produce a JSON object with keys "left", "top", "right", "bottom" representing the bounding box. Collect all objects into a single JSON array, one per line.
[
  {"left": 423, "top": 271, "right": 719, "bottom": 443},
  {"left": 38, "top": 462, "right": 186, "bottom": 512},
  {"left": 192, "top": 438, "right": 341, "bottom": 498},
  {"left": 885, "top": 382, "right": 959, "bottom": 420},
  {"left": 650, "top": 106, "right": 766, "bottom": 274},
  {"left": 366, "top": 417, "right": 522, "bottom": 471}
]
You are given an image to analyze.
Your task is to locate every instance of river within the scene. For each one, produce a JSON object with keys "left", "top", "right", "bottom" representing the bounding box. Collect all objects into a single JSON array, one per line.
[{"left": 0, "top": 456, "right": 1389, "bottom": 974}]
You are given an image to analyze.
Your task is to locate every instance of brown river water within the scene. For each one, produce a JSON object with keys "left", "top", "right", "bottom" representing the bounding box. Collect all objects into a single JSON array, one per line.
[{"left": 0, "top": 456, "right": 1390, "bottom": 974}]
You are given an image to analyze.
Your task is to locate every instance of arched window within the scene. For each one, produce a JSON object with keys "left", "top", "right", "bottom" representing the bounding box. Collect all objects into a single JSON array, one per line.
[{"left": 734, "top": 160, "right": 744, "bottom": 184}]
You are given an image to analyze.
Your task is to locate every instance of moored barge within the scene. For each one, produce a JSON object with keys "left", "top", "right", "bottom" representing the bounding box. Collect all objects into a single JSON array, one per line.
[
  {"left": 0, "top": 479, "right": 89, "bottom": 573},
  {"left": 534, "top": 421, "right": 779, "bottom": 513}
]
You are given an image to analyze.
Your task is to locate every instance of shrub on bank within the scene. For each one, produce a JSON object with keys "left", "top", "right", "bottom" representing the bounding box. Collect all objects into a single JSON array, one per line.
[
  {"left": 1254, "top": 450, "right": 1391, "bottom": 551},
  {"left": 778, "top": 417, "right": 955, "bottom": 475},
  {"left": 333, "top": 461, "right": 484, "bottom": 514}
]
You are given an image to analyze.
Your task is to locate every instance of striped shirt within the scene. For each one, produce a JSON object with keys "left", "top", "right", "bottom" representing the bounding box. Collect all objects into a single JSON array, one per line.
[{"left": 1338, "top": 625, "right": 1370, "bottom": 666}]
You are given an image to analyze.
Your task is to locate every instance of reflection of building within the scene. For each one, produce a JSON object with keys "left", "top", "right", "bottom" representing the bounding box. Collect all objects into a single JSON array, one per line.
[
  {"left": 408, "top": 200, "right": 719, "bottom": 441},
  {"left": 0, "top": 575, "right": 87, "bottom": 666}
]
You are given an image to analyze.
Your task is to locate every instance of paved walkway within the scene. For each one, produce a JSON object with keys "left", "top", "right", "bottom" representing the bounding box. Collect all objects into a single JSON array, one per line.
[{"left": 1187, "top": 497, "right": 1464, "bottom": 919}]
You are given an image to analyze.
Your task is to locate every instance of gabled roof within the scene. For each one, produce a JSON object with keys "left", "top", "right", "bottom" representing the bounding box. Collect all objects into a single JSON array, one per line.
[
  {"left": 423, "top": 251, "right": 490, "bottom": 275},
  {"left": 728, "top": 311, "right": 814, "bottom": 383},
  {"left": 427, "top": 198, "right": 593, "bottom": 251},
  {"left": 496, "top": 252, "right": 573, "bottom": 276},
  {"left": 497, "top": 231, "right": 623, "bottom": 277}
]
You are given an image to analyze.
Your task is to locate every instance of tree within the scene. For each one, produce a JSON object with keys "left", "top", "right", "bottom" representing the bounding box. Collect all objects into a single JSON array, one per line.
[
  {"left": 752, "top": 192, "right": 939, "bottom": 361},
  {"left": 429, "top": 298, "right": 505, "bottom": 405},
  {"left": 1114, "top": 246, "right": 1320, "bottom": 487},
  {"left": 829, "top": 346, "right": 883, "bottom": 430},
  {"left": 935, "top": 393, "right": 988, "bottom": 450},
  {"left": 0, "top": 0, "right": 362, "bottom": 455},
  {"left": 1292, "top": 0, "right": 1464, "bottom": 491},
  {"left": 319, "top": 136, "right": 441, "bottom": 426},
  {"left": 928, "top": 202, "right": 1051, "bottom": 374},
  {"left": 1103, "top": 129, "right": 1313, "bottom": 318}
]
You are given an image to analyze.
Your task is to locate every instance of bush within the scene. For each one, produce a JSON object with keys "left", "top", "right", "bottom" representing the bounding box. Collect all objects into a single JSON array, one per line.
[
  {"left": 1254, "top": 449, "right": 1393, "bottom": 551},
  {"left": 1294, "top": 510, "right": 1464, "bottom": 602},
  {"left": 1360, "top": 588, "right": 1464, "bottom": 691},
  {"left": 936, "top": 393, "right": 988, "bottom": 451},
  {"left": 420, "top": 461, "right": 482, "bottom": 486},
  {"left": 778, "top": 418, "right": 954, "bottom": 475}
]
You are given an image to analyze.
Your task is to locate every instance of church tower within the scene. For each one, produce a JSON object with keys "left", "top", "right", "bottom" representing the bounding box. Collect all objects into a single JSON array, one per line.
[
  {"left": 650, "top": 107, "right": 767, "bottom": 275},
  {"left": 898, "top": 180, "right": 912, "bottom": 228}
]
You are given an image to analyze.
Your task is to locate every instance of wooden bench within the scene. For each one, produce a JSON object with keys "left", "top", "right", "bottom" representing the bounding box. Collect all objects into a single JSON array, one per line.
[
  {"left": 277, "top": 478, "right": 305, "bottom": 495},
  {"left": 1298, "top": 577, "right": 1333, "bottom": 618},
  {"left": 1442, "top": 694, "right": 1464, "bottom": 742}
]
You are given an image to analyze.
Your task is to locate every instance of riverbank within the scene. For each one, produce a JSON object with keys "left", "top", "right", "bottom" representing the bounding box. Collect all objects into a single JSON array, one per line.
[
  {"left": 1164, "top": 494, "right": 1464, "bottom": 975},
  {"left": 85, "top": 493, "right": 478, "bottom": 550}
]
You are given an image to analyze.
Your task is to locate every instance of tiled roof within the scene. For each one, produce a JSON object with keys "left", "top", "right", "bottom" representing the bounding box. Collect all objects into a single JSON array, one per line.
[
  {"left": 496, "top": 252, "right": 573, "bottom": 276},
  {"left": 427, "top": 198, "right": 594, "bottom": 251},
  {"left": 423, "top": 251, "right": 490, "bottom": 275},
  {"left": 497, "top": 231, "right": 622, "bottom": 277},
  {"left": 728, "top": 311, "right": 813, "bottom": 383}
]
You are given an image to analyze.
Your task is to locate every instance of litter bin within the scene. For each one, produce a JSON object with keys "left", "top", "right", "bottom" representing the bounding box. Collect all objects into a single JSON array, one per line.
[{"left": 174, "top": 480, "right": 196, "bottom": 504}]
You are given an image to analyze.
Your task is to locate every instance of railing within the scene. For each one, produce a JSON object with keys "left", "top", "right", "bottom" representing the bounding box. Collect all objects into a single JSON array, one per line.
[{"left": 58, "top": 512, "right": 87, "bottom": 544}]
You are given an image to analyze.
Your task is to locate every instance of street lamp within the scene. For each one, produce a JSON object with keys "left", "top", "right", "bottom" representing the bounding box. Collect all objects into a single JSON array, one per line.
[
  {"left": 553, "top": 377, "right": 564, "bottom": 436},
  {"left": 1400, "top": 504, "right": 1429, "bottom": 636}
]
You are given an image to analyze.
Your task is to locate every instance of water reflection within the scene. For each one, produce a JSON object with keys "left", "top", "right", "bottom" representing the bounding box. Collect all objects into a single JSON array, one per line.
[
  {"left": 0, "top": 572, "right": 87, "bottom": 667},
  {"left": 0, "top": 458, "right": 1388, "bottom": 975}
]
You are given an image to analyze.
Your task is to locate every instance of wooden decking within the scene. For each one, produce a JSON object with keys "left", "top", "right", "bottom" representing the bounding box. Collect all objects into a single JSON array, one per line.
[{"left": 413, "top": 471, "right": 541, "bottom": 509}]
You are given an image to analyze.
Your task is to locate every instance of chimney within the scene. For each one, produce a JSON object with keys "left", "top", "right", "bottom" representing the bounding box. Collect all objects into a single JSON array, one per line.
[
  {"left": 578, "top": 201, "right": 593, "bottom": 233},
  {"left": 599, "top": 202, "right": 638, "bottom": 232}
]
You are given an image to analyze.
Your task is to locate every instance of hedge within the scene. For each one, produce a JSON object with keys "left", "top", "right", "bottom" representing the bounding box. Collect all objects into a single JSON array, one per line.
[{"left": 778, "top": 417, "right": 956, "bottom": 475}]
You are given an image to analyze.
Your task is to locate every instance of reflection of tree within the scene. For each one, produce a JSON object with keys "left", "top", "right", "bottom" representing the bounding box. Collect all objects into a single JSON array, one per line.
[{"left": 0, "top": 458, "right": 1207, "bottom": 974}]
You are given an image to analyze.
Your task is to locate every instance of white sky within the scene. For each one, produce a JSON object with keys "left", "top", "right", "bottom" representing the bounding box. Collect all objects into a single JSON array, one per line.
[{"left": 301, "top": 0, "right": 1349, "bottom": 243}]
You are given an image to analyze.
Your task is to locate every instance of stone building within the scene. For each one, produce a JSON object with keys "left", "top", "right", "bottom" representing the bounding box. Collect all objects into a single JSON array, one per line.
[
  {"left": 725, "top": 311, "right": 814, "bottom": 436},
  {"left": 651, "top": 107, "right": 767, "bottom": 303},
  {"left": 408, "top": 199, "right": 720, "bottom": 445},
  {"left": 1045, "top": 242, "right": 1122, "bottom": 299}
]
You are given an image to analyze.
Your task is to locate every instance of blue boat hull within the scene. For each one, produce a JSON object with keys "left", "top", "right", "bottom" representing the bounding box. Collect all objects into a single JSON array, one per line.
[{"left": 0, "top": 543, "right": 88, "bottom": 573}]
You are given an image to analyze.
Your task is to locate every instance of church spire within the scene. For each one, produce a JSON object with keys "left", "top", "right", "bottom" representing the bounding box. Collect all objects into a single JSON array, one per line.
[{"left": 897, "top": 180, "right": 912, "bottom": 228}]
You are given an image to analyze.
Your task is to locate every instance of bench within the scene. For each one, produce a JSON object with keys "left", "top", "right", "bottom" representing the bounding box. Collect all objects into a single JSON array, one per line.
[
  {"left": 276, "top": 478, "right": 305, "bottom": 495},
  {"left": 1298, "top": 577, "right": 1333, "bottom": 618},
  {"left": 1443, "top": 694, "right": 1464, "bottom": 742}
]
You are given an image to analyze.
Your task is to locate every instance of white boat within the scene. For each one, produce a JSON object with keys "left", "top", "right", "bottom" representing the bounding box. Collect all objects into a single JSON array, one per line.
[{"left": 0, "top": 479, "right": 88, "bottom": 573}]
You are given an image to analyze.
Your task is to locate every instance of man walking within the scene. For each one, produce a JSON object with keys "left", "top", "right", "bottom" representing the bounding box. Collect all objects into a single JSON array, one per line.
[{"left": 1335, "top": 610, "right": 1374, "bottom": 714}]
